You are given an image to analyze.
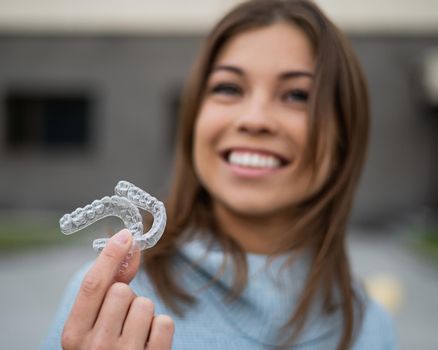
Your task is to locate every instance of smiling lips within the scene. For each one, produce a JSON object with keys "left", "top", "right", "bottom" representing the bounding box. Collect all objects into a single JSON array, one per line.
[{"left": 224, "top": 150, "right": 289, "bottom": 171}]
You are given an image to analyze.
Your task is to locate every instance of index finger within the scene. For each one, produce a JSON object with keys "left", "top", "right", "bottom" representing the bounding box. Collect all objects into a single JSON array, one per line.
[{"left": 65, "top": 229, "right": 133, "bottom": 333}]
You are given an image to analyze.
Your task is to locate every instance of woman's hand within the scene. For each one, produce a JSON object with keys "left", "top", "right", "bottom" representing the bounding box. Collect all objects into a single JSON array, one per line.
[{"left": 61, "top": 229, "right": 174, "bottom": 350}]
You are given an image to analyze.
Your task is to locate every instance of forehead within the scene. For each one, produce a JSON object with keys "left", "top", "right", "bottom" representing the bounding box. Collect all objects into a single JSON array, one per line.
[{"left": 214, "top": 22, "right": 315, "bottom": 73}]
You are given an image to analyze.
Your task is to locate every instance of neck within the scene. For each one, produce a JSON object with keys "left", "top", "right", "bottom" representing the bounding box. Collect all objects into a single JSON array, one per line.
[{"left": 213, "top": 203, "right": 295, "bottom": 255}]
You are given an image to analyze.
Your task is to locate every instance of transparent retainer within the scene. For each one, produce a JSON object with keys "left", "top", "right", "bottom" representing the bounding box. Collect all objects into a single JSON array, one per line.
[{"left": 59, "top": 180, "right": 167, "bottom": 253}]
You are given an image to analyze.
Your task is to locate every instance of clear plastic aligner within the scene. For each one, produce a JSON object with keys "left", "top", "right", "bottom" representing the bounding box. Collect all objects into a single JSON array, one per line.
[{"left": 59, "top": 180, "right": 167, "bottom": 253}]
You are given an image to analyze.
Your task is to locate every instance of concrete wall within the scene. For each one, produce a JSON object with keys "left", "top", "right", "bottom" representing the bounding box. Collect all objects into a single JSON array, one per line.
[
  {"left": 0, "top": 34, "right": 437, "bottom": 223},
  {"left": 0, "top": 35, "right": 200, "bottom": 210},
  {"left": 1, "top": 0, "right": 438, "bottom": 34},
  {"left": 351, "top": 35, "right": 438, "bottom": 222}
]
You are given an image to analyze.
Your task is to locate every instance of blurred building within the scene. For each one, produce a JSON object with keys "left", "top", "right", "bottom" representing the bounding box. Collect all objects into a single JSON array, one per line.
[{"left": 0, "top": 0, "right": 437, "bottom": 224}]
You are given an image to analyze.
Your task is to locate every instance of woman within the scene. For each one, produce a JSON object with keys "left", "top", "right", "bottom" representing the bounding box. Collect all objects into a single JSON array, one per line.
[{"left": 43, "top": 0, "right": 397, "bottom": 349}]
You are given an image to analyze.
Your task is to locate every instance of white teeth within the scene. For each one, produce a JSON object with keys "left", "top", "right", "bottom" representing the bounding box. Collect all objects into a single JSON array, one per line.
[{"left": 228, "top": 151, "right": 281, "bottom": 169}]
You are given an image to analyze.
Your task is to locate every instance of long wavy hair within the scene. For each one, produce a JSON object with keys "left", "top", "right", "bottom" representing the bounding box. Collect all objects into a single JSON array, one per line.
[{"left": 143, "top": 1, "right": 369, "bottom": 349}]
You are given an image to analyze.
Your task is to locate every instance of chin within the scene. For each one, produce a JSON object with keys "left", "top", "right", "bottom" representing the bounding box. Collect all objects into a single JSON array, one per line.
[{"left": 215, "top": 196, "right": 290, "bottom": 219}]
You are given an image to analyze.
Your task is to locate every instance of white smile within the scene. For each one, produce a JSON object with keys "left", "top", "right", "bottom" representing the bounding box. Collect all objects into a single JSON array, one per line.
[{"left": 227, "top": 151, "right": 282, "bottom": 169}]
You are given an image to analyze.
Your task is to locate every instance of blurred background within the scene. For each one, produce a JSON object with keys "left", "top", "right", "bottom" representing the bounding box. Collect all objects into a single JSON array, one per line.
[{"left": 0, "top": 0, "right": 437, "bottom": 349}]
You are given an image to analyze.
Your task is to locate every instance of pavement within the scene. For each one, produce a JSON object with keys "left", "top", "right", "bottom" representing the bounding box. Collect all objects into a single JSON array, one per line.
[
  {"left": 0, "top": 229, "right": 437, "bottom": 350},
  {"left": 348, "top": 229, "right": 438, "bottom": 350}
]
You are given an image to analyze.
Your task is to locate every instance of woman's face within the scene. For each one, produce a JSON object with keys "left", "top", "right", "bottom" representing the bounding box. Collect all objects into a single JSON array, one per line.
[{"left": 193, "top": 22, "right": 332, "bottom": 221}]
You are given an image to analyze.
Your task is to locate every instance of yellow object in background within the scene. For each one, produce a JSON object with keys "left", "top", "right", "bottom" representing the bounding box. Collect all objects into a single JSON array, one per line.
[{"left": 365, "top": 274, "right": 403, "bottom": 314}]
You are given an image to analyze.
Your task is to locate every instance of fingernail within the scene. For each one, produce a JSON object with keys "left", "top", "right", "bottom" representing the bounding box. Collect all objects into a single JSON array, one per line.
[
  {"left": 114, "top": 230, "right": 130, "bottom": 245},
  {"left": 119, "top": 261, "right": 129, "bottom": 275}
]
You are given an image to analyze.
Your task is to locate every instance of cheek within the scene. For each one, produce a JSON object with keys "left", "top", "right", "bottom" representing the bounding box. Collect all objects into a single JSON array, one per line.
[
  {"left": 194, "top": 103, "right": 229, "bottom": 149},
  {"left": 192, "top": 106, "right": 220, "bottom": 177},
  {"left": 194, "top": 104, "right": 210, "bottom": 142},
  {"left": 281, "top": 115, "right": 308, "bottom": 159},
  {"left": 192, "top": 119, "right": 205, "bottom": 177},
  {"left": 294, "top": 123, "right": 337, "bottom": 198}
]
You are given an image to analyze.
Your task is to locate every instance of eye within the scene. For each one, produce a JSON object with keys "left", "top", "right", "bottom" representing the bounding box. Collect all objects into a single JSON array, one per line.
[
  {"left": 282, "top": 89, "right": 309, "bottom": 104},
  {"left": 210, "top": 83, "right": 242, "bottom": 96}
]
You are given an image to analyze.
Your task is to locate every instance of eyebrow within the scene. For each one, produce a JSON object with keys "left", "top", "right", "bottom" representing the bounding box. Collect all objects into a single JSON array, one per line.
[
  {"left": 212, "top": 65, "right": 244, "bottom": 76},
  {"left": 279, "top": 71, "right": 314, "bottom": 80},
  {"left": 211, "top": 65, "right": 314, "bottom": 80}
]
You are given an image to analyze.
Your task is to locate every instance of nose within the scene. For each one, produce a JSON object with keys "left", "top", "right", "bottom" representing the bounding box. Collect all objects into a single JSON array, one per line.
[{"left": 235, "top": 96, "right": 278, "bottom": 136}]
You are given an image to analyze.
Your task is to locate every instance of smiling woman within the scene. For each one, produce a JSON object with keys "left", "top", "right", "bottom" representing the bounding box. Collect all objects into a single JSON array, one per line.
[
  {"left": 43, "top": 1, "right": 397, "bottom": 350},
  {"left": 193, "top": 23, "right": 330, "bottom": 248}
]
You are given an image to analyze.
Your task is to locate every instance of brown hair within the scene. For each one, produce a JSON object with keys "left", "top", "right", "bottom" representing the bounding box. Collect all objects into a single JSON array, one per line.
[{"left": 144, "top": 0, "right": 369, "bottom": 349}]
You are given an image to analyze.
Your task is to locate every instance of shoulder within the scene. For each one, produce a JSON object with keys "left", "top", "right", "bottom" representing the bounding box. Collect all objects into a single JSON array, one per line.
[{"left": 352, "top": 293, "right": 399, "bottom": 350}]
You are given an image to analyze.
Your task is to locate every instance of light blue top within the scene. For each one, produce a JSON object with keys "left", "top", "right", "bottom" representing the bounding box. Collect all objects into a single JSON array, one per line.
[{"left": 42, "top": 235, "right": 398, "bottom": 349}]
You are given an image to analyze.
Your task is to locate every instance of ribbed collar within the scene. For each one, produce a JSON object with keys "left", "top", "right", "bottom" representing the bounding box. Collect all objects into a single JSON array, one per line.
[{"left": 177, "top": 234, "right": 342, "bottom": 347}]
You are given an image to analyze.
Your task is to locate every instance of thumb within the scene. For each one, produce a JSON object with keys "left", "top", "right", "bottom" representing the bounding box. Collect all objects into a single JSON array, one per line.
[{"left": 112, "top": 230, "right": 142, "bottom": 284}]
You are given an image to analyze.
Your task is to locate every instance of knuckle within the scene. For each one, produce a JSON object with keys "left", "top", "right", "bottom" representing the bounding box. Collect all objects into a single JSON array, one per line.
[
  {"left": 116, "top": 338, "right": 129, "bottom": 349},
  {"left": 61, "top": 327, "right": 80, "bottom": 349},
  {"left": 89, "top": 337, "right": 109, "bottom": 350},
  {"left": 133, "top": 296, "right": 154, "bottom": 314},
  {"left": 107, "top": 282, "right": 134, "bottom": 299},
  {"left": 155, "top": 315, "right": 175, "bottom": 334},
  {"left": 81, "top": 274, "right": 102, "bottom": 297}
]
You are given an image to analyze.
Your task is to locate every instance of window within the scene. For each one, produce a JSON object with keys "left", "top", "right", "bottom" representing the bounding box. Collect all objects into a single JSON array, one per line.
[{"left": 4, "top": 91, "right": 93, "bottom": 152}]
